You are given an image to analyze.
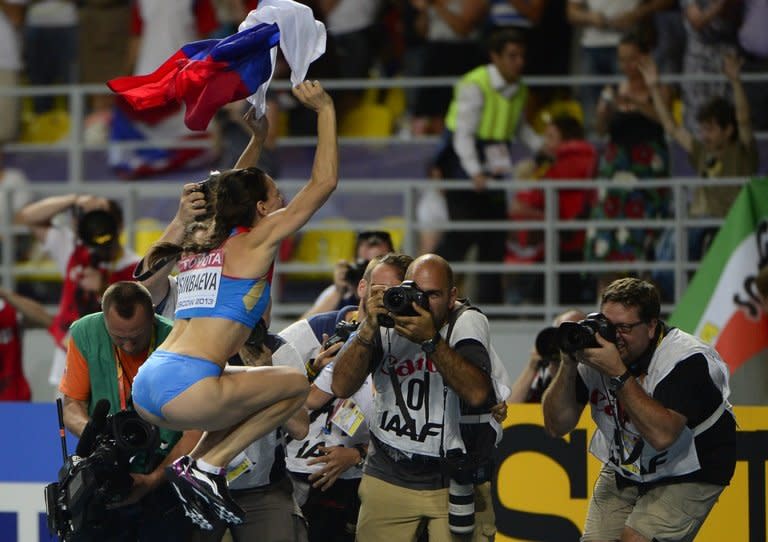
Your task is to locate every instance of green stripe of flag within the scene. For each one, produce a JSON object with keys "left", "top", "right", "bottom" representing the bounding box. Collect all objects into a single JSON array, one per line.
[{"left": 670, "top": 177, "right": 768, "bottom": 332}]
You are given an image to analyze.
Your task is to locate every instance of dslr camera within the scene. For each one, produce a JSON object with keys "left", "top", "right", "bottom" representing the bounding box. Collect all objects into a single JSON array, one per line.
[
  {"left": 76, "top": 209, "right": 119, "bottom": 268},
  {"left": 380, "top": 280, "right": 429, "bottom": 328},
  {"left": 534, "top": 326, "right": 561, "bottom": 365},
  {"left": 556, "top": 312, "right": 617, "bottom": 353},
  {"left": 45, "top": 402, "right": 160, "bottom": 541},
  {"left": 323, "top": 319, "right": 360, "bottom": 350},
  {"left": 343, "top": 259, "right": 369, "bottom": 287}
]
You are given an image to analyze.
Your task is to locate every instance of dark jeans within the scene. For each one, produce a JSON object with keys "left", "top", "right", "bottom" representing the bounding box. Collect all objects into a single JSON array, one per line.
[
  {"left": 300, "top": 476, "right": 360, "bottom": 542},
  {"left": 24, "top": 25, "right": 77, "bottom": 113}
]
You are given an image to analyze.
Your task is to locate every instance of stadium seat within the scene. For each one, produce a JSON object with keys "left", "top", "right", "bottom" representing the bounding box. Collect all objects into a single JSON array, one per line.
[{"left": 286, "top": 219, "right": 357, "bottom": 280}]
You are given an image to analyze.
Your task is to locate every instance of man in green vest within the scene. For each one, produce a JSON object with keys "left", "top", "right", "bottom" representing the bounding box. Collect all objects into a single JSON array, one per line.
[
  {"left": 59, "top": 281, "right": 200, "bottom": 540},
  {"left": 435, "top": 29, "right": 540, "bottom": 305}
]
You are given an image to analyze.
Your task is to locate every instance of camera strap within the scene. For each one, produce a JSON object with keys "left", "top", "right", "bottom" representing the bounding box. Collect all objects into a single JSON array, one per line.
[
  {"left": 114, "top": 328, "right": 156, "bottom": 410},
  {"left": 132, "top": 254, "right": 179, "bottom": 282},
  {"left": 386, "top": 330, "right": 419, "bottom": 434}
]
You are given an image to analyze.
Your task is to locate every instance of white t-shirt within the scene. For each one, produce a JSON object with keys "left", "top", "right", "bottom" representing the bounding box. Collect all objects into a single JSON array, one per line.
[
  {"left": 325, "top": 0, "right": 381, "bottom": 35},
  {"left": 0, "top": 0, "right": 26, "bottom": 70},
  {"left": 572, "top": 0, "right": 641, "bottom": 48}
]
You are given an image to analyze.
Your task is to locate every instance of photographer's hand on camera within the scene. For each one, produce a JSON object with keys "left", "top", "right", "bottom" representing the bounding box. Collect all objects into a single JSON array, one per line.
[
  {"left": 108, "top": 471, "right": 160, "bottom": 509},
  {"left": 578, "top": 333, "right": 628, "bottom": 379},
  {"left": 391, "top": 301, "right": 438, "bottom": 345},
  {"left": 311, "top": 334, "right": 344, "bottom": 374},
  {"left": 177, "top": 182, "right": 209, "bottom": 225}
]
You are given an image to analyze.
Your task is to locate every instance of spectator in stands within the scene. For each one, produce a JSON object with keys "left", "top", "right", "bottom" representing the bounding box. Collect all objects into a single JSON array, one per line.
[
  {"left": 585, "top": 32, "right": 670, "bottom": 295},
  {"left": 0, "top": 149, "right": 32, "bottom": 256},
  {"left": 567, "top": 0, "right": 674, "bottom": 130},
  {"left": 680, "top": 0, "right": 742, "bottom": 132},
  {"left": 737, "top": 0, "right": 768, "bottom": 131},
  {"left": 301, "top": 230, "right": 395, "bottom": 319},
  {"left": 639, "top": 51, "right": 758, "bottom": 259},
  {"left": 0, "top": 287, "right": 33, "bottom": 401},
  {"left": 316, "top": 0, "right": 383, "bottom": 116},
  {"left": 485, "top": 0, "right": 573, "bottom": 122},
  {"left": 78, "top": 0, "right": 132, "bottom": 139},
  {"left": 408, "top": 0, "right": 489, "bottom": 135},
  {"left": 23, "top": 0, "right": 78, "bottom": 114},
  {"left": 14, "top": 195, "right": 139, "bottom": 392},
  {"left": 508, "top": 114, "right": 597, "bottom": 303},
  {"left": 507, "top": 309, "right": 586, "bottom": 403},
  {"left": 653, "top": 0, "right": 686, "bottom": 75},
  {"left": 0, "top": 0, "right": 25, "bottom": 143},
  {"left": 434, "top": 28, "right": 539, "bottom": 304}
]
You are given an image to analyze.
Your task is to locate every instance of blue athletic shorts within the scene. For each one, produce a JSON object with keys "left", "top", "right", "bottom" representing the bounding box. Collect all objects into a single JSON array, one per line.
[{"left": 132, "top": 349, "right": 222, "bottom": 419}]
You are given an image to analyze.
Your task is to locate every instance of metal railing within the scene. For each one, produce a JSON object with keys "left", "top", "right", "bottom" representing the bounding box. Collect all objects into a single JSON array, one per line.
[{"left": 0, "top": 176, "right": 748, "bottom": 322}]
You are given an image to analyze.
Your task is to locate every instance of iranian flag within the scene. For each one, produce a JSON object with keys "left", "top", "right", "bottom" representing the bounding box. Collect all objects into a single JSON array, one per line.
[{"left": 670, "top": 178, "right": 768, "bottom": 374}]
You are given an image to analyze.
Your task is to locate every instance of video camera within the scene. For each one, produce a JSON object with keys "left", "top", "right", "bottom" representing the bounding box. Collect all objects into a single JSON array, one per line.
[
  {"left": 45, "top": 399, "right": 160, "bottom": 541},
  {"left": 556, "top": 312, "right": 617, "bottom": 353},
  {"left": 380, "top": 280, "right": 429, "bottom": 328}
]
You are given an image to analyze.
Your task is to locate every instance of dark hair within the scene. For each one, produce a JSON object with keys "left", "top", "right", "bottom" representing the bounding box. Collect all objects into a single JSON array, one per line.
[
  {"left": 551, "top": 114, "right": 584, "bottom": 141},
  {"left": 487, "top": 28, "right": 526, "bottom": 54},
  {"left": 146, "top": 167, "right": 270, "bottom": 269},
  {"left": 619, "top": 31, "right": 651, "bottom": 54},
  {"left": 101, "top": 281, "right": 154, "bottom": 320},
  {"left": 601, "top": 277, "right": 660, "bottom": 322},
  {"left": 696, "top": 96, "right": 737, "bottom": 138},
  {"left": 356, "top": 230, "right": 395, "bottom": 253}
]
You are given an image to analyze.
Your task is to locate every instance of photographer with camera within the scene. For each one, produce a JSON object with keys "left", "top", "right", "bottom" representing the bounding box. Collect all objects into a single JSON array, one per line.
[
  {"left": 15, "top": 194, "right": 139, "bottom": 391},
  {"left": 508, "top": 309, "right": 586, "bottom": 403},
  {"left": 57, "top": 281, "right": 199, "bottom": 540},
  {"left": 279, "top": 253, "right": 413, "bottom": 542},
  {"left": 542, "top": 278, "right": 736, "bottom": 542},
  {"left": 301, "top": 230, "right": 395, "bottom": 319},
  {"left": 331, "top": 254, "right": 497, "bottom": 542}
]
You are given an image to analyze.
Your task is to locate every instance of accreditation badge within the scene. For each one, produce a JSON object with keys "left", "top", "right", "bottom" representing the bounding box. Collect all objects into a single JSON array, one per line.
[{"left": 330, "top": 398, "right": 365, "bottom": 436}]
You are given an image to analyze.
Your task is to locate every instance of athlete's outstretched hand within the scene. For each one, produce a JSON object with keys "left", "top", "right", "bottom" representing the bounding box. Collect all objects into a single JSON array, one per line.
[{"left": 292, "top": 80, "right": 333, "bottom": 112}]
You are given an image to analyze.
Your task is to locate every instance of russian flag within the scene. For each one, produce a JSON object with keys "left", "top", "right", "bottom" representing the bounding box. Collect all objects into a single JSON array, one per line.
[{"left": 108, "top": 22, "right": 281, "bottom": 131}]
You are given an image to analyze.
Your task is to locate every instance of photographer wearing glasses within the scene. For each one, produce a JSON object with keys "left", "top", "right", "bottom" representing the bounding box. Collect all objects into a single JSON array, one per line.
[
  {"left": 331, "top": 254, "right": 498, "bottom": 542},
  {"left": 542, "top": 278, "right": 736, "bottom": 542}
]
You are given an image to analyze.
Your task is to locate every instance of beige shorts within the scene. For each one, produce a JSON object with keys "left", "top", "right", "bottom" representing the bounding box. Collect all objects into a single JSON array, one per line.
[
  {"left": 582, "top": 465, "right": 725, "bottom": 542},
  {"left": 356, "top": 475, "right": 498, "bottom": 542}
]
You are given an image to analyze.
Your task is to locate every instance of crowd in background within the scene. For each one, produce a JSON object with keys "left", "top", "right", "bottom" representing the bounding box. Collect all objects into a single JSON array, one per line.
[{"left": 0, "top": 0, "right": 766, "bottom": 308}]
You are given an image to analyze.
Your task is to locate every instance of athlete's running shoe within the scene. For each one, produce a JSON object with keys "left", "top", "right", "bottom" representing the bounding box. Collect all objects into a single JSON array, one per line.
[
  {"left": 165, "top": 455, "right": 245, "bottom": 525},
  {"left": 166, "top": 455, "right": 217, "bottom": 530}
]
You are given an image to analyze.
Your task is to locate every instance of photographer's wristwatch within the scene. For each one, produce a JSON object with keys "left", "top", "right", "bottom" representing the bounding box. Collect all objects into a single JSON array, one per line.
[
  {"left": 421, "top": 333, "right": 441, "bottom": 354},
  {"left": 608, "top": 370, "right": 632, "bottom": 393}
]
